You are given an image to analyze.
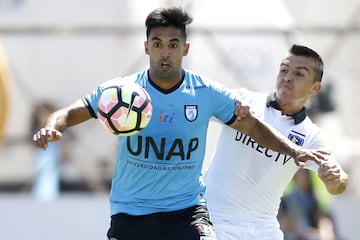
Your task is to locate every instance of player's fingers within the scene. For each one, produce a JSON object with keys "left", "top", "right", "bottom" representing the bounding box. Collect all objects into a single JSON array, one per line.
[
  {"left": 42, "top": 128, "right": 51, "bottom": 148},
  {"left": 313, "top": 152, "right": 327, "bottom": 165},
  {"left": 32, "top": 129, "right": 48, "bottom": 149},
  {"left": 312, "top": 152, "right": 328, "bottom": 163},
  {"left": 297, "top": 161, "right": 305, "bottom": 168},
  {"left": 293, "top": 155, "right": 306, "bottom": 167},
  {"left": 234, "top": 101, "right": 241, "bottom": 116},
  {"left": 323, "top": 172, "right": 340, "bottom": 182},
  {"left": 45, "top": 127, "right": 62, "bottom": 142},
  {"left": 294, "top": 150, "right": 324, "bottom": 165},
  {"left": 32, "top": 127, "right": 62, "bottom": 149},
  {"left": 316, "top": 150, "right": 331, "bottom": 155},
  {"left": 319, "top": 165, "right": 340, "bottom": 179},
  {"left": 32, "top": 133, "right": 41, "bottom": 147},
  {"left": 319, "top": 161, "right": 338, "bottom": 172},
  {"left": 235, "top": 101, "right": 250, "bottom": 120},
  {"left": 296, "top": 153, "right": 321, "bottom": 165}
]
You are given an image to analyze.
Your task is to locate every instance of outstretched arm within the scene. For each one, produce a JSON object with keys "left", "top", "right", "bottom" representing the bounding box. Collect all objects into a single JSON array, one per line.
[
  {"left": 32, "top": 99, "right": 92, "bottom": 150},
  {"left": 230, "top": 104, "right": 324, "bottom": 166},
  {"left": 231, "top": 100, "right": 347, "bottom": 193}
]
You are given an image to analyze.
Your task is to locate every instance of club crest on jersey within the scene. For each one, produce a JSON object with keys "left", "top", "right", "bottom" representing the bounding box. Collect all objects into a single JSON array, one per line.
[
  {"left": 184, "top": 105, "right": 198, "bottom": 122},
  {"left": 288, "top": 133, "right": 304, "bottom": 146}
]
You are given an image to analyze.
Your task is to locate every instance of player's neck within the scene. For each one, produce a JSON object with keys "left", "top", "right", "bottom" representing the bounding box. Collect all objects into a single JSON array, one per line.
[
  {"left": 276, "top": 100, "right": 305, "bottom": 116},
  {"left": 148, "top": 69, "right": 184, "bottom": 91}
]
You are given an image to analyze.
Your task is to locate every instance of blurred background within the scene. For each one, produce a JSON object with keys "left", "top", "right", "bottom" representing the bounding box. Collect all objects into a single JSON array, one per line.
[{"left": 0, "top": 0, "right": 359, "bottom": 239}]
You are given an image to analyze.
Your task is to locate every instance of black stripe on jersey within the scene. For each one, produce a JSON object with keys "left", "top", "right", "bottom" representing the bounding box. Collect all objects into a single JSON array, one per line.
[
  {"left": 82, "top": 97, "right": 97, "bottom": 119},
  {"left": 291, "top": 130, "right": 305, "bottom": 137},
  {"left": 225, "top": 114, "right": 237, "bottom": 125}
]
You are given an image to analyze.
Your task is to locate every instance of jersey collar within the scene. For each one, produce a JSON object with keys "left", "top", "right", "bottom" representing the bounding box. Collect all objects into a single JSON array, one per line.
[
  {"left": 266, "top": 92, "right": 307, "bottom": 125},
  {"left": 147, "top": 69, "right": 185, "bottom": 94}
]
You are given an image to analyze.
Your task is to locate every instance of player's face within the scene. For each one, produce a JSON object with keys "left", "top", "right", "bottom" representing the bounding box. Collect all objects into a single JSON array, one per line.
[
  {"left": 276, "top": 54, "right": 321, "bottom": 104},
  {"left": 144, "top": 26, "right": 189, "bottom": 88}
]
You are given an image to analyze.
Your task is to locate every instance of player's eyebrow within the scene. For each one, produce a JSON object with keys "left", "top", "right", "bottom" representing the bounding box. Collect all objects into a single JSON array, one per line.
[
  {"left": 150, "top": 37, "right": 181, "bottom": 42},
  {"left": 296, "top": 66, "right": 310, "bottom": 72},
  {"left": 280, "top": 63, "right": 310, "bottom": 72}
]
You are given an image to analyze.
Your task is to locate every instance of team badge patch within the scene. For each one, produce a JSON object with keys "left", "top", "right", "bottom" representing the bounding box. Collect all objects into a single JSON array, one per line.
[
  {"left": 184, "top": 105, "right": 198, "bottom": 122},
  {"left": 288, "top": 133, "right": 304, "bottom": 146}
]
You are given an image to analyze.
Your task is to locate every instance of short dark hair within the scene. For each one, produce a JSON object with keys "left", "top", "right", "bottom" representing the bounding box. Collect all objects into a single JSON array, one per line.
[
  {"left": 145, "top": 7, "right": 193, "bottom": 40},
  {"left": 290, "top": 44, "right": 324, "bottom": 82}
]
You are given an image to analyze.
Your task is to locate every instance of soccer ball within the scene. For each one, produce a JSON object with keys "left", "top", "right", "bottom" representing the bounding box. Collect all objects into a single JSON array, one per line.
[{"left": 97, "top": 81, "right": 153, "bottom": 136}]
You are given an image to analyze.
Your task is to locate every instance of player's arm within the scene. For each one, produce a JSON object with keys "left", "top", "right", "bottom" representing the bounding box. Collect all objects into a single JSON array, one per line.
[
  {"left": 318, "top": 160, "right": 348, "bottom": 194},
  {"left": 229, "top": 109, "right": 324, "bottom": 166},
  {"left": 33, "top": 99, "right": 92, "bottom": 150},
  {"left": 230, "top": 112, "right": 296, "bottom": 156}
]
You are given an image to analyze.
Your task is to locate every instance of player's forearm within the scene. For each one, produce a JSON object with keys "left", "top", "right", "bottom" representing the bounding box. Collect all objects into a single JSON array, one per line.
[
  {"left": 247, "top": 118, "right": 299, "bottom": 158},
  {"left": 45, "top": 109, "right": 70, "bottom": 133},
  {"left": 44, "top": 100, "right": 90, "bottom": 132}
]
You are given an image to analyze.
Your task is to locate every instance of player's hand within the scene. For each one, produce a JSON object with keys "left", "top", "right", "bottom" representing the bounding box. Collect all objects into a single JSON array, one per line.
[
  {"left": 318, "top": 161, "right": 341, "bottom": 185},
  {"left": 317, "top": 156, "right": 347, "bottom": 194},
  {"left": 33, "top": 127, "right": 62, "bottom": 150},
  {"left": 234, "top": 100, "right": 250, "bottom": 120},
  {"left": 293, "top": 149, "right": 329, "bottom": 168}
]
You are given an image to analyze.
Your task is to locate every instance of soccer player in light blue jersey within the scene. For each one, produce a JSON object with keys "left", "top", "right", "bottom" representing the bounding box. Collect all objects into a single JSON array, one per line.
[{"left": 32, "top": 7, "right": 326, "bottom": 240}]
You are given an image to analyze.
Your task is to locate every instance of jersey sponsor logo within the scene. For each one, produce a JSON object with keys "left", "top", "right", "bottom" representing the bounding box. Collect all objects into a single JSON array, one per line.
[
  {"left": 158, "top": 111, "right": 175, "bottom": 124},
  {"left": 127, "top": 135, "right": 199, "bottom": 160},
  {"left": 235, "top": 131, "right": 293, "bottom": 165},
  {"left": 185, "top": 85, "right": 207, "bottom": 90},
  {"left": 288, "top": 133, "right": 304, "bottom": 146},
  {"left": 127, "top": 159, "right": 196, "bottom": 171},
  {"left": 184, "top": 105, "right": 198, "bottom": 122}
]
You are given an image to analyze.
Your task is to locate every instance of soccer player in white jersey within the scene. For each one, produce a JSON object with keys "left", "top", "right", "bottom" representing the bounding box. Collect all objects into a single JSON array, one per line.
[
  {"left": 32, "top": 7, "right": 326, "bottom": 240},
  {"left": 204, "top": 44, "right": 348, "bottom": 240}
]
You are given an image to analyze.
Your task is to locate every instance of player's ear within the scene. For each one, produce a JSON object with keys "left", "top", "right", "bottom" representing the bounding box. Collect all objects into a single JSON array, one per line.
[
  {"left": 144, "top": 41, "right": 149, "bottom": 55},
  {"left": 310, "top": 82, "right": 321, "bottom": 96},
  {"left": 183, "top": 43, "right": 190, "bottom": 56}
]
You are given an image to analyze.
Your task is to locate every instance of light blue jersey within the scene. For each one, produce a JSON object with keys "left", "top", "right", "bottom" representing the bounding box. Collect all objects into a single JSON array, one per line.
[{"left": 83, "top": 69, "right": 237, "bottom": 216}]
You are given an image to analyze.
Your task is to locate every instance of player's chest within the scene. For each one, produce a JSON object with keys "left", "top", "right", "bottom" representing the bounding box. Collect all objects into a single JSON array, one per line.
[{"left": 148, "top": 90, "right": 211, "bottom": 127}]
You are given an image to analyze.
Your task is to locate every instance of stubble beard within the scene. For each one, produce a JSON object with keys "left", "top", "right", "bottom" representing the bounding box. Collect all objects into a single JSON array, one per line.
[{"left": 153, "top": 68, "right": 181, "bottom": 83}]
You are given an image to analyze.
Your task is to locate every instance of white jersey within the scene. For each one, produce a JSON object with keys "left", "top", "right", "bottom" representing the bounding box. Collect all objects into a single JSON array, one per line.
[{"left": 204, "top": 88, "right": 329, "bottom": 228}]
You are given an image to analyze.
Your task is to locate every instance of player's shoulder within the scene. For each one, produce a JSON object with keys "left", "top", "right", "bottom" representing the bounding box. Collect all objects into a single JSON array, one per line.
[
  {"left": 184, "top": 69, "right": 223, "bottom": 85},
  {"left": 290, "top": 114, "right": 322, "bottom": 134},
  {"left": 233, "top": 88, "right": 266, "bottom": 98},
  {"left": 184, "top": 69, "right": 212, "bottom": 85},
  {"left": 231, "top": 88, "right": 268, "bottom": 107},
  {"left": 301, "top": 116, "right": 322, "bottom": 132},
  {"left": 183, "top": 69, "right": 232, "bottom": 93},
  {"left": 296, "top": 117, "right": 328, "bottom": 147}
]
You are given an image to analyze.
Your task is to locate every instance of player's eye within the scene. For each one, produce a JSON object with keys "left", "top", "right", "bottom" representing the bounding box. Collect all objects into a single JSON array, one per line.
[
  {"left": 153, "top": 42, "right": 161, "bottom": 48},
  {"left": 279, "top": 68, "right": 288, "bottom": 74},
  {"left": 295, "top": 71, "right": 305, "bottom": 77},
  {"left": 169, "top": 43, "right": 178, "bottom": 49}
]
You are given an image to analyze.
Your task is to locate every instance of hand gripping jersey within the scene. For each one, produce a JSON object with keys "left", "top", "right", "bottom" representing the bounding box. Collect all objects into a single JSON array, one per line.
[
  {"left": 83, "top": 69, "right": 237, "bottom": 216},
  {"left": 204, "top": 88, "right": 330, "bottom": 223}
]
